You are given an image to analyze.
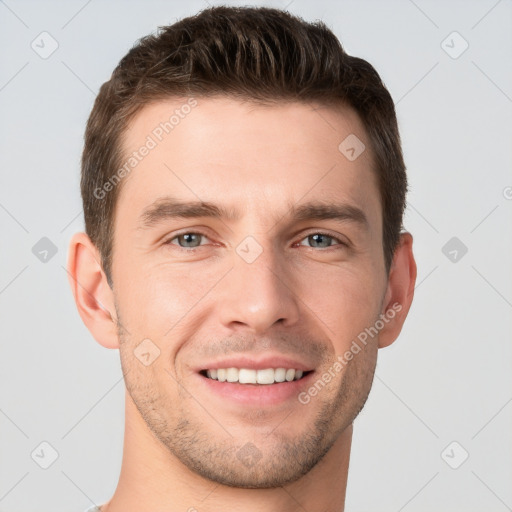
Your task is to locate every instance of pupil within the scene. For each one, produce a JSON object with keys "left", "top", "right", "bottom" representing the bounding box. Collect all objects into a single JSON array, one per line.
[
  {"left": 312, "top": 234, "right": 329, "bottom": 248},
  {"left": 182, "top": 233, "right": 199, "bottom": 247}
]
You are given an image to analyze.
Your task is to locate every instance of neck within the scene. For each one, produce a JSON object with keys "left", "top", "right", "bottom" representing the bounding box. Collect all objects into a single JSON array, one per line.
[{"left": 101, "top": 392, "right": 352, "bottom": 512}]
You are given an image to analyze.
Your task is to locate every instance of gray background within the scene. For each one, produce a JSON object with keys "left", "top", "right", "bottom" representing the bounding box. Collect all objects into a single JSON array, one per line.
[{"left": 1, "top": 0, "right": 511, "bottom": 511}]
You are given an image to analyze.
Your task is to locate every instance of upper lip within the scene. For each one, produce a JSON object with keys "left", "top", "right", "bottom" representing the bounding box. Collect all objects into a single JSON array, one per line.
[{"left": 195, "top": 354, "right": 315, "bottom": 372}]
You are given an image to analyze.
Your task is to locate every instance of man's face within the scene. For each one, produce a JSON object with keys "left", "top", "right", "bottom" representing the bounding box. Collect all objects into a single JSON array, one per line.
[{"left": 111, "top": 97, "right": 388, "bottom": 488}]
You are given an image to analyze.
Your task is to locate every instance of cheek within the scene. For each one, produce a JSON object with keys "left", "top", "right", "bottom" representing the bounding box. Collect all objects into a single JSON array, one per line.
[
  {"left": 299, "top": 265, "right": 383, "bottom": 348},
  {"left": 115, "top": 243, "right": 384, "bottom": 351},
  {"left": 115, "top": 257, "right": 223, "bottom": 334}
]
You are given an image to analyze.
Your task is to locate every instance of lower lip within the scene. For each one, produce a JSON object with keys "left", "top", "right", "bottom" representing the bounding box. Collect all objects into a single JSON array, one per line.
[{"left": 196, "top": 371, "right": 315, "bottom": 406}]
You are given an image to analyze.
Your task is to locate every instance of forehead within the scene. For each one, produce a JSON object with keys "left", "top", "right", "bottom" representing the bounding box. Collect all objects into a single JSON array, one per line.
[{"left": 116, "top": 96, "right": 380, "bottom": 229}]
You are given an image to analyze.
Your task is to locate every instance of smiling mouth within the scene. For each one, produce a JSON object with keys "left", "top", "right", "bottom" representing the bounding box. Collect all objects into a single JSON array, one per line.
[{"left": 199, "top": 368, "right": 314, "bottom": 385}]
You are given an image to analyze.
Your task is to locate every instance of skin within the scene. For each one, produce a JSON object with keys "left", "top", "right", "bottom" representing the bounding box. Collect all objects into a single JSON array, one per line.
[{"left": 67, "top": 97, "right": 416, "bottom": 512}]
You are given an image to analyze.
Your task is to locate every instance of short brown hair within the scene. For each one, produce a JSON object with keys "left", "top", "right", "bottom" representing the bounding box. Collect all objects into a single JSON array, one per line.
[{"left": 81, "top": 5, "right": 407, "bottom": 286}]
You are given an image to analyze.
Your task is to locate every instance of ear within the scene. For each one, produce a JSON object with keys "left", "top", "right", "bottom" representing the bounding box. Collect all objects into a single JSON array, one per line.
[
  {"left": 378, "top": 232, "right": 417, "bottom": 349},
  {"left": 66, "top": 232, "right": 120, "bottom": 349}
]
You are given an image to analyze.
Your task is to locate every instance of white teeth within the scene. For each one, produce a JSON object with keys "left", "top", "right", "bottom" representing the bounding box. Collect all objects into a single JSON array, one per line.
[
  {"left": 239, "top": 369, "right": 257, "bottom": 384},
  {"left": 274, "top": 368, "right": 286, "bottom": 382},
  {"left": 256, "top": 368, "right": 274, "bottom": 385},
  {"left": 226, "top": 367, "right": 238, "bottom": 382},
  {"left": 203, "top": 367, "right": 307, "bottom": 384}
]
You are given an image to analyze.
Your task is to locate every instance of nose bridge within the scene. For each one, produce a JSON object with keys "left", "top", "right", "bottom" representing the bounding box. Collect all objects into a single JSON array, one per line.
[{"left": 219, "top": 233, "right": 300, "bottom": 332}]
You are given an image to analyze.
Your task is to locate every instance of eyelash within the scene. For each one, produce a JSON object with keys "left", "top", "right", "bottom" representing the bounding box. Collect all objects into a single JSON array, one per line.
[{"left": 163, "top": 231, "right": 347, "bottom": 251}]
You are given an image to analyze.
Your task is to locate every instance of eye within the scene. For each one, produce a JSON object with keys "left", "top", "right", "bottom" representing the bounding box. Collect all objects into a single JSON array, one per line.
[
  {"left": 165, "top": 232, "right": 210, "bottom": 249},
  {"left": 163, "top": 231, "right": 347, "bottom": 251},
  {"left": 297, "top": 232, "right": 346, "bottom": 249}
]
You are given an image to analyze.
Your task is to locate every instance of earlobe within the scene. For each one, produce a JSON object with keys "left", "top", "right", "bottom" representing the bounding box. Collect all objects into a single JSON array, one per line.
[
  {"left": 66, "top": 232, "right": 120, "bottom": 349},
  {"left": 378, "top": 232, "right": 417, "bottom": 349}
]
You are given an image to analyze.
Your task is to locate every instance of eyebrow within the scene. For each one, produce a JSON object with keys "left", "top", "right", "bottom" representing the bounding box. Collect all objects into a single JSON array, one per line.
[{"left": 138, "top": 196, "right": 369, "bottom": 231}]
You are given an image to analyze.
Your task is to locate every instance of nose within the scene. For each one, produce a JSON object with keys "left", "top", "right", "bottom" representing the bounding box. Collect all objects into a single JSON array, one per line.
[{"left": 217, "top": 239, "right": 301, "bottom": 334}]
